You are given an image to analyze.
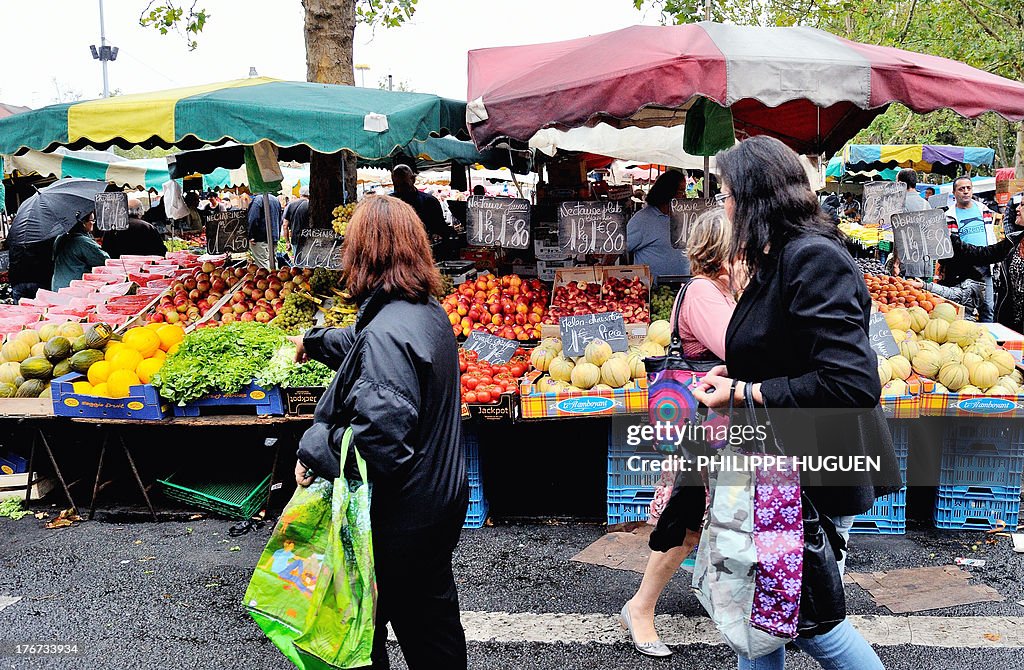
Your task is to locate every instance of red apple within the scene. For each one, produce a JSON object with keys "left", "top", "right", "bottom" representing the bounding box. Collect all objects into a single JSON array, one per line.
[
  {"left": 221, "top": 312, "right": 235, "bottom": 324},
  {"left": 201, "top": 261, "right": 216, "bottom": 273},
  {"left": 232, "top": 303, "right": 246, "bottom": 315},
  {"left": 240, "top": 312, "right": 255, "bottom": 322}
]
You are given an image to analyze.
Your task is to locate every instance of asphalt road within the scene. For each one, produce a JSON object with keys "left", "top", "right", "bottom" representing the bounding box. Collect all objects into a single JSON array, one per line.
[{"left": 1, "top": 515, "right": 1023, "bottom": 670}]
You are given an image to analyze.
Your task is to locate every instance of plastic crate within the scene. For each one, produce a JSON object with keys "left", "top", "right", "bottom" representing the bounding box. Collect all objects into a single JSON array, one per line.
[
  {"left": 463, "top": 427, "right": 487, "bottom": 529},
  {"left": 852, "top": 420, "right": 910, "bottom": 534},
  {"left": 939, "top": 419, "right": 1024, "bottom": 495},
  {"left": 608, "top": 452, "right": 665, "bottom": 499},
  {"left": 934, "top": 490, "right": 1020, "bottom": 531},
  {"left": 172, "top": 382, "right": 284, "bottom": 417},
  {"left": 464, "top": 497, "right": 489, "bottom": 529},
  {"left": 607, "top": 489, "right": 656, "bottom": 525},
  {"left": 51, "top": 373, "right": 168, "bottom": 421},
  {"left": 157, "top": 472, "right": 271, "bottom": 519}
]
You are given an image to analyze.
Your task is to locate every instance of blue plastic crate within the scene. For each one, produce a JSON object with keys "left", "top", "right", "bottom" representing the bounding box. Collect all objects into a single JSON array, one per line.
[
  {"left": 607, "top": 489, "right": 656, "bottom": 525},
  {"left": 852, "top": 420, "right": 910, "bottom": 534},
  {"left": 607, "top": 452, "right": 666, "bottom": 499},
  {"left": 464, "top": 497, "right": 489, "bottom": 529},
  {"left": 934, "top": 490, "right": 1020, "bottom": 531},
  {"left": 939, "top": 419, "right": 1024, "bottom": 494},
  {"left": 172, "top": 382, "right": 284, "bottom": 417}
]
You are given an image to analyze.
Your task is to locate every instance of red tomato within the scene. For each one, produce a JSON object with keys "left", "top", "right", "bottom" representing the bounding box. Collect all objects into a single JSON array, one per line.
[
  {"left": 464, "top": 350, "right": 479, "bottom": 362},
  {"left": 478, "top": 375, "right": 493, "bottom": 385},
  {"left": 476, "top": 389, "right": 491, "bottom": 403},
  {"left": 515, "top": 347, "right": 527, "bottom": 357},
  {"left": 459, "top": 360, "right": 468, "bottom": 373},
  {"left": 510, "top": 364, "right": 526, "bottom": 377},
  {"left": 494, "top": 372, "right": 514, "bottom": 383},
  {"left": 465, "top": 391, "right": 478, "bottom": 403},
  {"left": 463, "top": 376, "right": 479, "bottom": 390}
]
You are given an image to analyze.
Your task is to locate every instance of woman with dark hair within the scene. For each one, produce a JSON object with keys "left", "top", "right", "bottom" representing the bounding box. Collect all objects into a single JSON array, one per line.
[
  {"left": 693, "top": 136, "right": 898, "bottom": 670},
  {"left": 51, "top": 211, "right": 108, "bottom": 290},
  {"left": 626, "top": 170, "right": 689, "bottom": 282},
  {"left": 290, "top": 195, "right": 468, "bottom": 669}
]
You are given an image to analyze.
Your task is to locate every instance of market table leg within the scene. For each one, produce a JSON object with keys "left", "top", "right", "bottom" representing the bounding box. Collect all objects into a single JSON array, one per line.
[
  {"left": 23, "top": 429, "right": 37, "bottom": 504},
  {"left": 89, "top": 431, "right": 110, "bottom": 521},
  {"left": 118, "top": 431, "right": 157, "bottom": 522},
  {"left": 37, "top": 427, "right": 77, "bottom": 513},
  {"left": 266, "top": 436, "right": 282, "bottom": 511}
]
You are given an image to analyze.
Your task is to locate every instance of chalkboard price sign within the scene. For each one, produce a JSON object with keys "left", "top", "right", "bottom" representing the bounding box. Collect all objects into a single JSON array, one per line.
[
  {"left": 669, "top": 199, "right": 713, "bottom": 249},
  {"left": 557, "top": 201, "right": 627, "bottom": 255},
  {"left": 464, "top": 331, "right": 519, "bottom": 364},
  {"left": 293, "top": 228, "right": 344, "bottom": 270},
  {"left": 205, "top": 209, "right": 250, "bottom": 254},
  {"left": 558, "top": 312, "right": 629, "bottom": 357},
  {"left": 890, "top": 209, "right": 952, "bottom": 277},
  {"left": 94, "top": 192, "right": 129, "bottom": 232},
  {"left": 862, "top": 182, "right": 906, "bottom": 229},
  {"left": 467, "top": 196, "right": 531, "bottom": 249},
  {"left": 868, "top": 312, "right": 900, "bottom": 358}
]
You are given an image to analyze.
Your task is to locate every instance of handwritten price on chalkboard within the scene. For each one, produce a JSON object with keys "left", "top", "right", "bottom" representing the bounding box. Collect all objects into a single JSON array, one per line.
[{"left": 571, "top": 219, "right": 624, "bottom": 254}]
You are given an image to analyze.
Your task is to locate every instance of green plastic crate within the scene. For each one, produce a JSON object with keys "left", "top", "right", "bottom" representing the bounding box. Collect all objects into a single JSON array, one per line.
[{"left": 157, "top": 472, "right": 271, "bottom": 519}]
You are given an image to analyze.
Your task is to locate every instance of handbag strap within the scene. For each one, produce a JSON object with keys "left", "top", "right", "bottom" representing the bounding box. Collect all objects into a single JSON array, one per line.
[
  {"left": 744, "top": 382, "right": 786, "bottom": 457},
  {"left": 337, "top": 427, "right": 369, "bottom": 484},
  {"left": 667, "top": 279, "right": 694, "bottom": 358}
]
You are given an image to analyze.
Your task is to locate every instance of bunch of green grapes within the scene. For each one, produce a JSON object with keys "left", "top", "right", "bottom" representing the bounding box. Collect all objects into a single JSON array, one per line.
[
  {"left": 332, "top": 202, "right": 357, "bottom": 236},
  {"left": 324, "top": 292, "right": 358, "bottom": 328},
  {"left": 434, "top": 274, "right": 455, "bottom": 301},
  {"left": 164, "top": 238, "right": 190, "bottom": 252},
  {"left": 270, "top": 293, "right": 317, "bottom": 334},
  {"left": 310, "top": 267, "right": 343, "bottom": 296},
  {"left": 651, "top": 285, "right": 677, "bottom": 322}
]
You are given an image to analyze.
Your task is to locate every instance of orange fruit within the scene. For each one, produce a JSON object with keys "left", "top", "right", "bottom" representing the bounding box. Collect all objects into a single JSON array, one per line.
[
  {"left": 110, "top": 348, "right": 144, "bottom": 373},
  {"left": 87, "top": 360, "right": 112, "bottom": 386},
  {"left": 122, "top": 327, "right": 161, "bottom": 358},
  {"left": 106, "top": 369, "right": 140, "bottom": 398},
  {"left": 135, "top": 358, "right": 164, "bottom": 384},
  {"left": 156, "top": 324, "right": 185, "bottom": 351}
]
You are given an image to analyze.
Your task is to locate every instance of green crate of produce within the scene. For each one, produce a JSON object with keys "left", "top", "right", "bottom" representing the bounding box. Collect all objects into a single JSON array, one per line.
[{"left": 157, "top": 472, "right": 271, "bottom": 519}]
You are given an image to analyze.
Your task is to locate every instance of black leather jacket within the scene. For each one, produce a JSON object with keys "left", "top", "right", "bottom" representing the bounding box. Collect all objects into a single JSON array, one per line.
[{"left": 297, "top": 289, "right": 467, "bottom": 533}]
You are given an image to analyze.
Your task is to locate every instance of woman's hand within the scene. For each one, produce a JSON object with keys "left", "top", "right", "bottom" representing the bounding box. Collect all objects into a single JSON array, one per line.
[
  {"left": 905, "top": 278, "right": 924, "bottom": 289},
  {"left": 295, "top": 459, "right": 315, "bottom": 487},
  {"left": 692, "top": 371, "right": 735, "bottom": 410},
  {"left": 287, "top": 336, "right": 307, "bottom": 363}
]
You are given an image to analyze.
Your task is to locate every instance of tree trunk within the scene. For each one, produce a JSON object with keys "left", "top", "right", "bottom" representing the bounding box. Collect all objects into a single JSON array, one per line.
[
  {"left": 302, "top": 0, "right": 359, "bottom": 229},
  {"left": 1016, "top": 122, "right": 1024, "bottom": 179}
]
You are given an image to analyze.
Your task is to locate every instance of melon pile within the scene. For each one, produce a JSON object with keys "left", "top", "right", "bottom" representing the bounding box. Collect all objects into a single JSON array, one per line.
[
  {"left": 879, "top": 305, "right": 1023, "bottom": 396},
  {"left": 0, "top": 322, "right": 99, "bottom": 398},
  {"left": 529, "top": 337, "right": 644, "bottom": 393}
]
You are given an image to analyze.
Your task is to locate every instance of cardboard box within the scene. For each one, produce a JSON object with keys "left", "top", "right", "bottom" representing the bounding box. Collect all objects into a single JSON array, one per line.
[
  {"left": 880, "top": 375, "right": 922, "bottom": 419},
  {"left": 0, "top": 398, "right": 54, "bottom": 418},
  {"left": 536, "top": 260, "right": 576, "bottom": 282},
  {"left": 916, "top": 375, "right": 1024, "bottom": 417},
  {"left": 283, "top": 386, "right": 327, "bottom": 416},
  {"left": 983, "top": 322, "right": 1024, "bottom": 363},
  {"left": 534, "top": 239, "right": 570, "bottom": 262},
  {"left": 172, "top": 382, "right": 284, "bottom": 417},
  {"left": 541, "top": 265, "right": 652, "bottom": 345},
  {"left": 520, "top": 372, "right": 648, "bottom": 420},
  {"left": 466, "top": 392, "right": 520, "bottom": 422}
]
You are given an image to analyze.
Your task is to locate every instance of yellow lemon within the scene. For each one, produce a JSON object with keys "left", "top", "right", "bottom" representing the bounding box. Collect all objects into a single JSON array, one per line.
[
  {"left": 135, "top": 358, "right": 164, "bottom": 384},
  {"left": 87, "top": 360, "right": 112, "bottom": 385},
  {"left": 106, "top": 369, "right": 140, "bottom": 398},
  {"left": 150, "top": 349, "right": 167, "bottom": 361},
  {"left": 166, "top": 342, "right": 181, "bottom": 356},
  {"left": 156, "top": 324, "right": 185, "bottom": 351},
  {"left": 110, "top": 348, "right": 144, "bottom": 373},
  {"left": 104, "top": 342, "right": 126, "bottom": 362},
  {"left": 91, "top": 382, "right": 109, "bottom": 397},
  {"left": 122, "top": 327, "right": 161, "bottom": 358},
  {"left": 72, "top": 381, "right": 94, "bottom": 395}
]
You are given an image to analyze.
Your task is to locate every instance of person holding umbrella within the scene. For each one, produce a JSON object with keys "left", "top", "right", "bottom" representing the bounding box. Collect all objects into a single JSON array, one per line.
[{"left": 52, "top": 211, "right": 108, "bottom": 290}]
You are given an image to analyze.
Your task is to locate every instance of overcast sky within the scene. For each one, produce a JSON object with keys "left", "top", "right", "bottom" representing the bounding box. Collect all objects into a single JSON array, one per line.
[{"left": 2, "top": 0, "right": 662, "bottom": 108}]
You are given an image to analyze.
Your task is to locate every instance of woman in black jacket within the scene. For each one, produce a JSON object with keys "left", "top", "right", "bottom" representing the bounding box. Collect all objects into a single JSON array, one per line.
[
  {"left": 291, "top": 195, "right": 468, "bottom": 670},
  {"left": 694, "top": 137, "right": 897, "bottom": 670}
]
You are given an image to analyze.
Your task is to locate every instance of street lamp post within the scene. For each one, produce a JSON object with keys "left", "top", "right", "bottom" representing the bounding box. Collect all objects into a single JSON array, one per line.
[{"left": 90, "top": 0, "right": 118, "bottom": 98}]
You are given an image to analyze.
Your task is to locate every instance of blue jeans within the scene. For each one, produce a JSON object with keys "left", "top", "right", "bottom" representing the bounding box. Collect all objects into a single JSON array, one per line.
[
  {"left": 736, "top": 515, "right": 877, "bottom": 670},
  {"left": 978, "top": 274, "right": 995, "bottom": 322},
  {"left": 737, "top": 619, "right": 883, "bottom": 670}
]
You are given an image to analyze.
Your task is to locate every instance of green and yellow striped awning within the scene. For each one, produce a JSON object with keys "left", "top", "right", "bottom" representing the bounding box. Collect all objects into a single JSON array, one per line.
[{"left": 0, "top": 77, "right": 466, "bottom": 159}]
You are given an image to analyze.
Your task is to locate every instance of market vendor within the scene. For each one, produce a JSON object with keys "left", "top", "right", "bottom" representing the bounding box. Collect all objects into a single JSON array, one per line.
[
  {"left": 390, "top": 164, "right": 448, "bottom": 241},
  {"left": 842, "top": 191, "right": 862, "bottom": 221},
  {"left": 52, "top": 211, "right": 108, "bottom": 291},
  {"left": 101, "top": 199, "right": 167, "bottom": 259},
  {"left": 247, "top": 193, "right": 282, "bottom": 269},
  {"left": 626, "top": 170, "right": 689, "bottom": 283}
]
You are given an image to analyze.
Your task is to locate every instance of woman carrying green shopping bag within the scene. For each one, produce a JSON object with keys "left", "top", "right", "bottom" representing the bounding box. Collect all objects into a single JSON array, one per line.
[{"left": 291, "top": 195, "right": 469, "bottom": 669}]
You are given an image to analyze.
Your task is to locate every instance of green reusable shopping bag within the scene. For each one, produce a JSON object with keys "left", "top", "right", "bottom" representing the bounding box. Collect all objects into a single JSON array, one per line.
[{"left": 244, "top": 428, "right": 376, "bottom": 669}]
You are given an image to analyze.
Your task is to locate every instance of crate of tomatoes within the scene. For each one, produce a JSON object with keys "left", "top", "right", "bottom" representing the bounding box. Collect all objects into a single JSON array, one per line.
[{"left": 459, "top": 347, "right": 530, "bottom": 422}]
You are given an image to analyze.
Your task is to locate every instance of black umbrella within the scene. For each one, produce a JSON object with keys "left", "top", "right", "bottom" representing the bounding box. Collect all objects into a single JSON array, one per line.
[{"left": 8, "top": 178, "right": 109, "bottom": 246}]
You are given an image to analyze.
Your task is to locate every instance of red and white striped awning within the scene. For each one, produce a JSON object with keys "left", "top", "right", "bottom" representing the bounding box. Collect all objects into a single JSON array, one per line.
[{"left": 467, "top": 22, "right": 1024, "bottom": 155}]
